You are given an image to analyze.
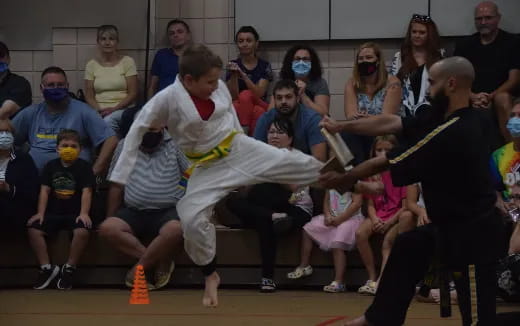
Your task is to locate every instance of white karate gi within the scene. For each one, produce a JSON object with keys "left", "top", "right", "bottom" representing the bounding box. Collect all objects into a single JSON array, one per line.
[{"left": 110, "top": 76, "right": 323, "bottom": 265}]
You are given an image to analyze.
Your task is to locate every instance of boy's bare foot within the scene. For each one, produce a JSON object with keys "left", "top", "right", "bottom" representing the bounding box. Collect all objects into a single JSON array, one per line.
[
  {"left": 344, "top": 315, "right": 372, "bottom": 326},
  {"left": 202, "top": 271, "right": 220, "bottom": 307}
]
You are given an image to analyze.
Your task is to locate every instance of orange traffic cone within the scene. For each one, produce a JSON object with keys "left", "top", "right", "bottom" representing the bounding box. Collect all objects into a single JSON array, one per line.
[{"left": 129, "top": 265, "right": 150, "bottom": 304}]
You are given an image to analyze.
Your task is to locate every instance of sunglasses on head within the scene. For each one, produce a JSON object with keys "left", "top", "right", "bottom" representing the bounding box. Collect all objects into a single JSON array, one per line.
[{"left": 412, "top": 14, "right": 432, "bottom": 23}]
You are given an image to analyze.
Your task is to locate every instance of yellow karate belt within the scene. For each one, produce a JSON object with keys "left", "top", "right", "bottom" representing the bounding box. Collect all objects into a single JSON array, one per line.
[{"left": 178, "top": 131, "right": 239, "bottom": 190}]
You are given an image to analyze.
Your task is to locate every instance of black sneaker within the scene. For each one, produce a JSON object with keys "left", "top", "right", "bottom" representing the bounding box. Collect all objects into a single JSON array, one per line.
[
  {"left": 56, "top": 265, "right": 75, "bottom": 290},
  {"left": 34, "top": 265, "right": 60, "bottom": 290},
  {"left": 260, "top": 278, "right": 276, "bottom": 293}
]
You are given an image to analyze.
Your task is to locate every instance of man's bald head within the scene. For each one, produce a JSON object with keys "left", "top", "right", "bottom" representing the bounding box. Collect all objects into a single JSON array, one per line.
[
  {"left": 474, "top": 1, "right": 500, "bottom": 37},
  {"left": 430, "top": 57, "right": 475, "bottom": 89},
  {"left": 475, "top": 1, "right": 499, "bottom": 16}
]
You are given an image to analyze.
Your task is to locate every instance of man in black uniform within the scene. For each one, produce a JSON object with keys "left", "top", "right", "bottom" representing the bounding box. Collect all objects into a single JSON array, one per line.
[{"left": 319, "top": 57, "right": 505, "bottom": 326}]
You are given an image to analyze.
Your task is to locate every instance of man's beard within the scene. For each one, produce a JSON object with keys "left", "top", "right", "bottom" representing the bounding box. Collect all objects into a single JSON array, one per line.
[
  {"left": 426, "top": 90, "right": 450, "bottom": 115},
  {"left": 276, "top": 105, "right": 296, "bottom": 116}
]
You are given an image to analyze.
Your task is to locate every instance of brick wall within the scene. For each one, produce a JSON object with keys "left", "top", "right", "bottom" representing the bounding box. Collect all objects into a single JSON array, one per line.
[{"left": 8, "top": 0, "right": 407, "bottom": 120}]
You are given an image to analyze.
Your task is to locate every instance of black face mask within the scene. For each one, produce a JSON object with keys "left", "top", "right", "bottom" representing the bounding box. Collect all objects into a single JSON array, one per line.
[
  {"left": 358, "top": 61, "right": 378, "bottom": 76},
  {"left": 141, "top": 131, "right": 163, "bottom": 149},
  {"left": 426, "top": 89, "right": 450, "bottom": 115}
]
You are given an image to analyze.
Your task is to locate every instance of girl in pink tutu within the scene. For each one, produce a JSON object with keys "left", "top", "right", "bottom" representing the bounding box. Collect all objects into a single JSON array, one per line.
[{"left": 287, "top": 187, "right": 364, "bottom": 293}]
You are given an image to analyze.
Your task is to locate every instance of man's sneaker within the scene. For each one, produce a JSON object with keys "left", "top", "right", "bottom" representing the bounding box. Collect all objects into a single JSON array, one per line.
[
  {"left": 33, "top": 265, "right": 60, "bottom": 290},
  {"left": 260, "top": 278, "right": 276, "bottom": 293},
  {"left": 56, "top": 265, "right": 75, "bottom": 290},
  {"left": 154, "top": 261, "right": 175, "bottom": 290}
]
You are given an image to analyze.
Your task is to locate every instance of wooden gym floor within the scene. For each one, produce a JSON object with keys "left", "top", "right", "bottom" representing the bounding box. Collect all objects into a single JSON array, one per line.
[{"left": 1, "top": 288, "right": 519, "bottom": 326}]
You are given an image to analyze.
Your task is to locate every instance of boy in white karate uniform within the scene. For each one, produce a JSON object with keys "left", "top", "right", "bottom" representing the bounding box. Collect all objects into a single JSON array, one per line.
[{"left": 109, "top": 44, "right": 323, "bottom": 307}]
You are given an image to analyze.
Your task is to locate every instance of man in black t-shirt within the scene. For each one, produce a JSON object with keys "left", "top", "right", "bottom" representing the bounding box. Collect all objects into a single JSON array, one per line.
[
  {"left": 27, "top": 129, "right": 94, "bottom": 291},
  {"left": 0, "top": 41, "right": 32, "bottom": 119},
  {"left": 320, "top": 57, "right": 505, "bottom": 326},
  {"left": 454, "top": 1, "right": 520, "bottom": 147}
]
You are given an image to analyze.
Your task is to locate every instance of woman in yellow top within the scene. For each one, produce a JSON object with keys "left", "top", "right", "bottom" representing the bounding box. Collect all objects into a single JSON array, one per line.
[{"left": 84, "top": 25, "right": 138, "bottom": 135}]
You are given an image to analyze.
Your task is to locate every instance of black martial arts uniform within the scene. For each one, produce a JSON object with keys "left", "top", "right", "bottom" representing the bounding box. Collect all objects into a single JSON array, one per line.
[{"left": 364, "top": 107, "right": 506, "bottom": 326}]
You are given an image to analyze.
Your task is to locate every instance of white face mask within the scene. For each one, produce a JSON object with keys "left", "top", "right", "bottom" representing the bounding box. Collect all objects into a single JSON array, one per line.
[{"left": 0, "top": 131, "right": 14, "bottom": 150}]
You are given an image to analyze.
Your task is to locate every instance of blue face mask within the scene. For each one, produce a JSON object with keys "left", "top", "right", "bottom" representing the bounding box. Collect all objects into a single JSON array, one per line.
[
  {"left": 507, "top": 117, "right": 520, "bottom": 138},
  {"left": 0, "top": 62, "right": 8, "bottom": 73},
  {"left": 43, "top": 87, "right": 69, "bottom": 102},
  {"left": 292, "top": 60, "right": 311, "bottom": 77}
]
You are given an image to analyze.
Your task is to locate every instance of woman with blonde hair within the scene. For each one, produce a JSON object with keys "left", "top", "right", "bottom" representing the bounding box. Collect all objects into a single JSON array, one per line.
[
  {"left": 343, "top": 42, "right": 402, "bottom": 163},
  {"left": 84, "top": 25, "right": 138, "bottom": 136}
]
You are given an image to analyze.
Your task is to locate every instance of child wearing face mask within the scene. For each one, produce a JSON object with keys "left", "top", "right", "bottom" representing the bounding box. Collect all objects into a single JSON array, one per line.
[
  {"left": 27, "top": 129, "right": 94, "bottom": 291},
  {"left": 0, "top": 120, "right": 40, "bottom": 230},
  {"left": 356, "top": 135, "right": 409, "bottom": 295}
]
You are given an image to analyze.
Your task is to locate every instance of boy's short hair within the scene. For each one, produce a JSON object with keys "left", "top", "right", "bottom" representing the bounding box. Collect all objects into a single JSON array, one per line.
[
  {"left": 272, "top": 79, "right": 299, "bottom": 97},
  {"left": 179, "top": 44, "right": 223, "bottom": 80},
  {"left": 57, "top": 129, "right": 81, "bottom": 146}
]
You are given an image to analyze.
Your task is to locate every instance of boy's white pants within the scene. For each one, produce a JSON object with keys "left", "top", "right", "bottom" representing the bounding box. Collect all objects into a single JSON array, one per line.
[{"left": 176, "top": 134, "right": 324, "bottom": 266}]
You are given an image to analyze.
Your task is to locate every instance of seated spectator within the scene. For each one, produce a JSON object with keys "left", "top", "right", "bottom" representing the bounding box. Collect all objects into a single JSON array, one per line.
[
  {"left": 491, "top": 99, "right": 520, "bottom": 216},
  {"left": 227, "top": 117, "right": 314, "bottom": 292},
  {"left": 287, "top": 186, "right": 364, "bottom": 293},
  {"left": 343, "top": 42, "right": 402, "bottom": 163},
  {"left": 454, "top": 1, "right": 520, "bottom": 147},
  {"left": 147, "top": 19, "right": 191, "bottom": 98},
  {"left": 226, "top": 26, "right": 273, "bottom": 135},
  {"left": 355, "top": 135, "right": 408, "bottom": 295},
  {"left": 0, "top": 41, "right": 32, "bottom": 119},
  {"left": 271, "top": 44, "right": 329, "bottom": 116},
  {"left": 26, "top": 129, "right": 94, "bottom": 290},
  {"left": 391, "top": 14, "right": 443, "bottom": 117},
  {"left": 12, "top": 66, "right": 118, "bottom": 174},
  {"left": 99, "top": 121, "right": 188, "bottom": 289},
  {"left": 0, "top": 119, "right": 39, "bottom": 230},
  {"left": 84, "top": 25, "right": 138, "bottom": 135},
  {"left": 510, "top": 186, "right": 520, "bottom": 254},
  {"left": 255, "top": 79, "right": 326, "bottom": 161}
]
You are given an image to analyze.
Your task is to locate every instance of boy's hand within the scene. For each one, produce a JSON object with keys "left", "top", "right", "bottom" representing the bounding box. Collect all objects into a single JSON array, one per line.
[
  {"left": 27, "top": 213, "right": 44, "bottom": 226},
  {"left": 76, "top": 214, "right": 92, "bottom": 229}
]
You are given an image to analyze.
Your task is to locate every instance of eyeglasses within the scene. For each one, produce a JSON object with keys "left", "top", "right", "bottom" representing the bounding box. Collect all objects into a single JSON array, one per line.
[
  {"left": 412, "top": 14, "right": 432, "bottom": 23},
  {"left": 268, "top": 129, "right": 288, "bottom": 135}
]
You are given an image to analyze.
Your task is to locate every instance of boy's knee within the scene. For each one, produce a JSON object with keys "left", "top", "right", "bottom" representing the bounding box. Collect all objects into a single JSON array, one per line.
[
  {"left": 98, "top": 218, "right": 121, "bottom": 237},
  {"left": 160, "top": 220, "right": 183, "bottom": 240},
  {"left": 28, "top": 227, "right": 44, "bottom": 237}
]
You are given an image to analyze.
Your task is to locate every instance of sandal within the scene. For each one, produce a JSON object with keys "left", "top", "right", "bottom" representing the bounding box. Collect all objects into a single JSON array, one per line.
[
  {"left": 358, "top": 280, "right": 377, "bottom": 295},
  {"left": 323, "top": 281, "right": 346, "bottom": 293},
  {"left": 287, "top": 265, "right": 313, "bottom": 279}
]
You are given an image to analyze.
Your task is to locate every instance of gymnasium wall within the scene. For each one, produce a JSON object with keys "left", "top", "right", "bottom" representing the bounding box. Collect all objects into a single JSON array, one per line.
[{"left": 1, "top": 0, "right": 499, "bottom": 120}]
